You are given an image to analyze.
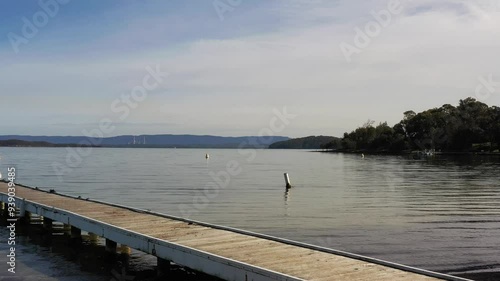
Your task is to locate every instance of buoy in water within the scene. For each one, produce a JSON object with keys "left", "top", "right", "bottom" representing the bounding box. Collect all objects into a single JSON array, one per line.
[{"left": 205, "top": 153, "right": 209, "bottom": 159}]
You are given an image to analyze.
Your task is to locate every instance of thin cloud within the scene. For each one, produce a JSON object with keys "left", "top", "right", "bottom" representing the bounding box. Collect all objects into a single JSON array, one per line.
[{"left": 0, "top": 0, "right": 499, "bottom": 137}]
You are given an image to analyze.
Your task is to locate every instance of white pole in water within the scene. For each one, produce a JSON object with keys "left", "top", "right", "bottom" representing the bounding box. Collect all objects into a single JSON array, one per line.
[{"left": 284, "top": 173, "right": 291, "bottom": 189}]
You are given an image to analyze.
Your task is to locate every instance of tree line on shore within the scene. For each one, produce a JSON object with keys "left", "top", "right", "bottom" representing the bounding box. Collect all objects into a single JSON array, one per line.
[{"left": 322, "top": 98, "right": 500, "bottom": 153}]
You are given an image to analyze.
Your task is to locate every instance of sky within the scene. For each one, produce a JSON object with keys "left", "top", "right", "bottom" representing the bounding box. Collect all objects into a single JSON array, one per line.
[{"left": 1, "top": 0, "right": 500, "bottom": 138}]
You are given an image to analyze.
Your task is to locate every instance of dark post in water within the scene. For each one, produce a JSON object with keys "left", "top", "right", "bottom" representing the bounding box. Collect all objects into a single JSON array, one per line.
[{"left": 284, "top": 173, "right": 291, "bottom": 189}]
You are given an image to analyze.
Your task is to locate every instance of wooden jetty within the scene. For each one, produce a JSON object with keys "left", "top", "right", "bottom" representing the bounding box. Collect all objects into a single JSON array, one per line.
[{"left": 0, "top": 182, "right": 469, "bottom": 281}]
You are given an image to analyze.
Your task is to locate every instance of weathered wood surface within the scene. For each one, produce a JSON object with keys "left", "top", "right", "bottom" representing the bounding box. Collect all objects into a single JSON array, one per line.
[{"left": 0, "top": 182, "right": 445, "bottom": 281}]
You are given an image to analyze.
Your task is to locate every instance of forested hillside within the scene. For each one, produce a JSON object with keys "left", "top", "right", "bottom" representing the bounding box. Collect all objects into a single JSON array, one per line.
[{"left": 322, "top": 98, "right": 500, "bottom": 153}]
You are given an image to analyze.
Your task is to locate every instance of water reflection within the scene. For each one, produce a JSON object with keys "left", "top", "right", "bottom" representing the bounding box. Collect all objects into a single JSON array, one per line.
[
  {"left": 0, "top": 148, "right": 499, "bottom": 280},
  {"left": 284, "top": 188, "right": 291, "bottom": 217}
]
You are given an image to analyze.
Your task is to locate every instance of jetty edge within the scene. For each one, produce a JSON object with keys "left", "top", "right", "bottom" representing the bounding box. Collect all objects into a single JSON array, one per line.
[{"left": 0, "top": 181, "right": 471, "bottom": 281}]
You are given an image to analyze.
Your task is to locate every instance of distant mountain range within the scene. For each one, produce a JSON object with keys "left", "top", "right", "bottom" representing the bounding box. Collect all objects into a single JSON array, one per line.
[
  {"left": 0, "top": 139, "right": 97, "bottom": 148},
  {"left": 0, "top": 135, "right": 289, "bottom": 148}
]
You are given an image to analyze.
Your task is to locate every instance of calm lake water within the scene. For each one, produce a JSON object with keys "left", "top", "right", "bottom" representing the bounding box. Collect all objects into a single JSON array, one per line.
[{"left": 0, "top": 147, "right": 499, "bottom": 280}]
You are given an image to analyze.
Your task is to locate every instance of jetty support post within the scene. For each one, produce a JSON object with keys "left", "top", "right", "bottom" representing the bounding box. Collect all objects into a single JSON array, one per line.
[
  {"left": 0, "top": 202, "right": 7, "bottom": 220},
  {"left": 117, "top": 244, "right": 131, "bottom": 266},
  {"left": 23, "top": 212, "right": 32, "bottom": 225},
  {"left": 63, "top": 223, "right": 71, "bottom": 232},
  {"left": 70, "top": 226, "right": 81, "bottom": 239},
  {"left": 19, "top": 199, "right": 25, "bottom": 217},
  {"left": 68, "top": 226, "right": 82, "bottom": 248},
  {"left": 18, "top": 199, "right": 31, "bottom": 225},
  {"left": 88, "top": 232, "right": 99, "bottom": 244},
  {"left": 106, "top": 239, "right": 117, "bottom": 254},
  {"left": 118, "top": 244, "right": 131, "bottom": 256},
  {"left": 43, "top": 217, "right": 53, "bottom": 230},
  {"left": 105, "top": 239, "right": 118, "bottom": 261},
  {"left": 157, "top": 257, "right": 172, "bottom": 277},
  {"left": 284, "top": 173, "right": 291, "bottom": 189},
  {"left": 0, "top": 202, "right": 10, "bottom": 222}
]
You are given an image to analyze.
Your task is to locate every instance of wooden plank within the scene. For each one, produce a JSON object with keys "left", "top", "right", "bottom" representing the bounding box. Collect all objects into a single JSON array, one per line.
[{"left": 0, "top": 183, "right": 458, "bottom": 281}]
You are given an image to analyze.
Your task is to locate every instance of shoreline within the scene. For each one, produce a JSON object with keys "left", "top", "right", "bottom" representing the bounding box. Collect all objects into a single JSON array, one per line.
[{"left": 314, "top": 150, "right": 500, "bottom": 156}]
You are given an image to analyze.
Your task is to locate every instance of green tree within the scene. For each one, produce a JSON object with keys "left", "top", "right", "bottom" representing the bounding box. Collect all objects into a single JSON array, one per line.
[{"left": 338, "top": 98, "right": 499, "bottom": 153}]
